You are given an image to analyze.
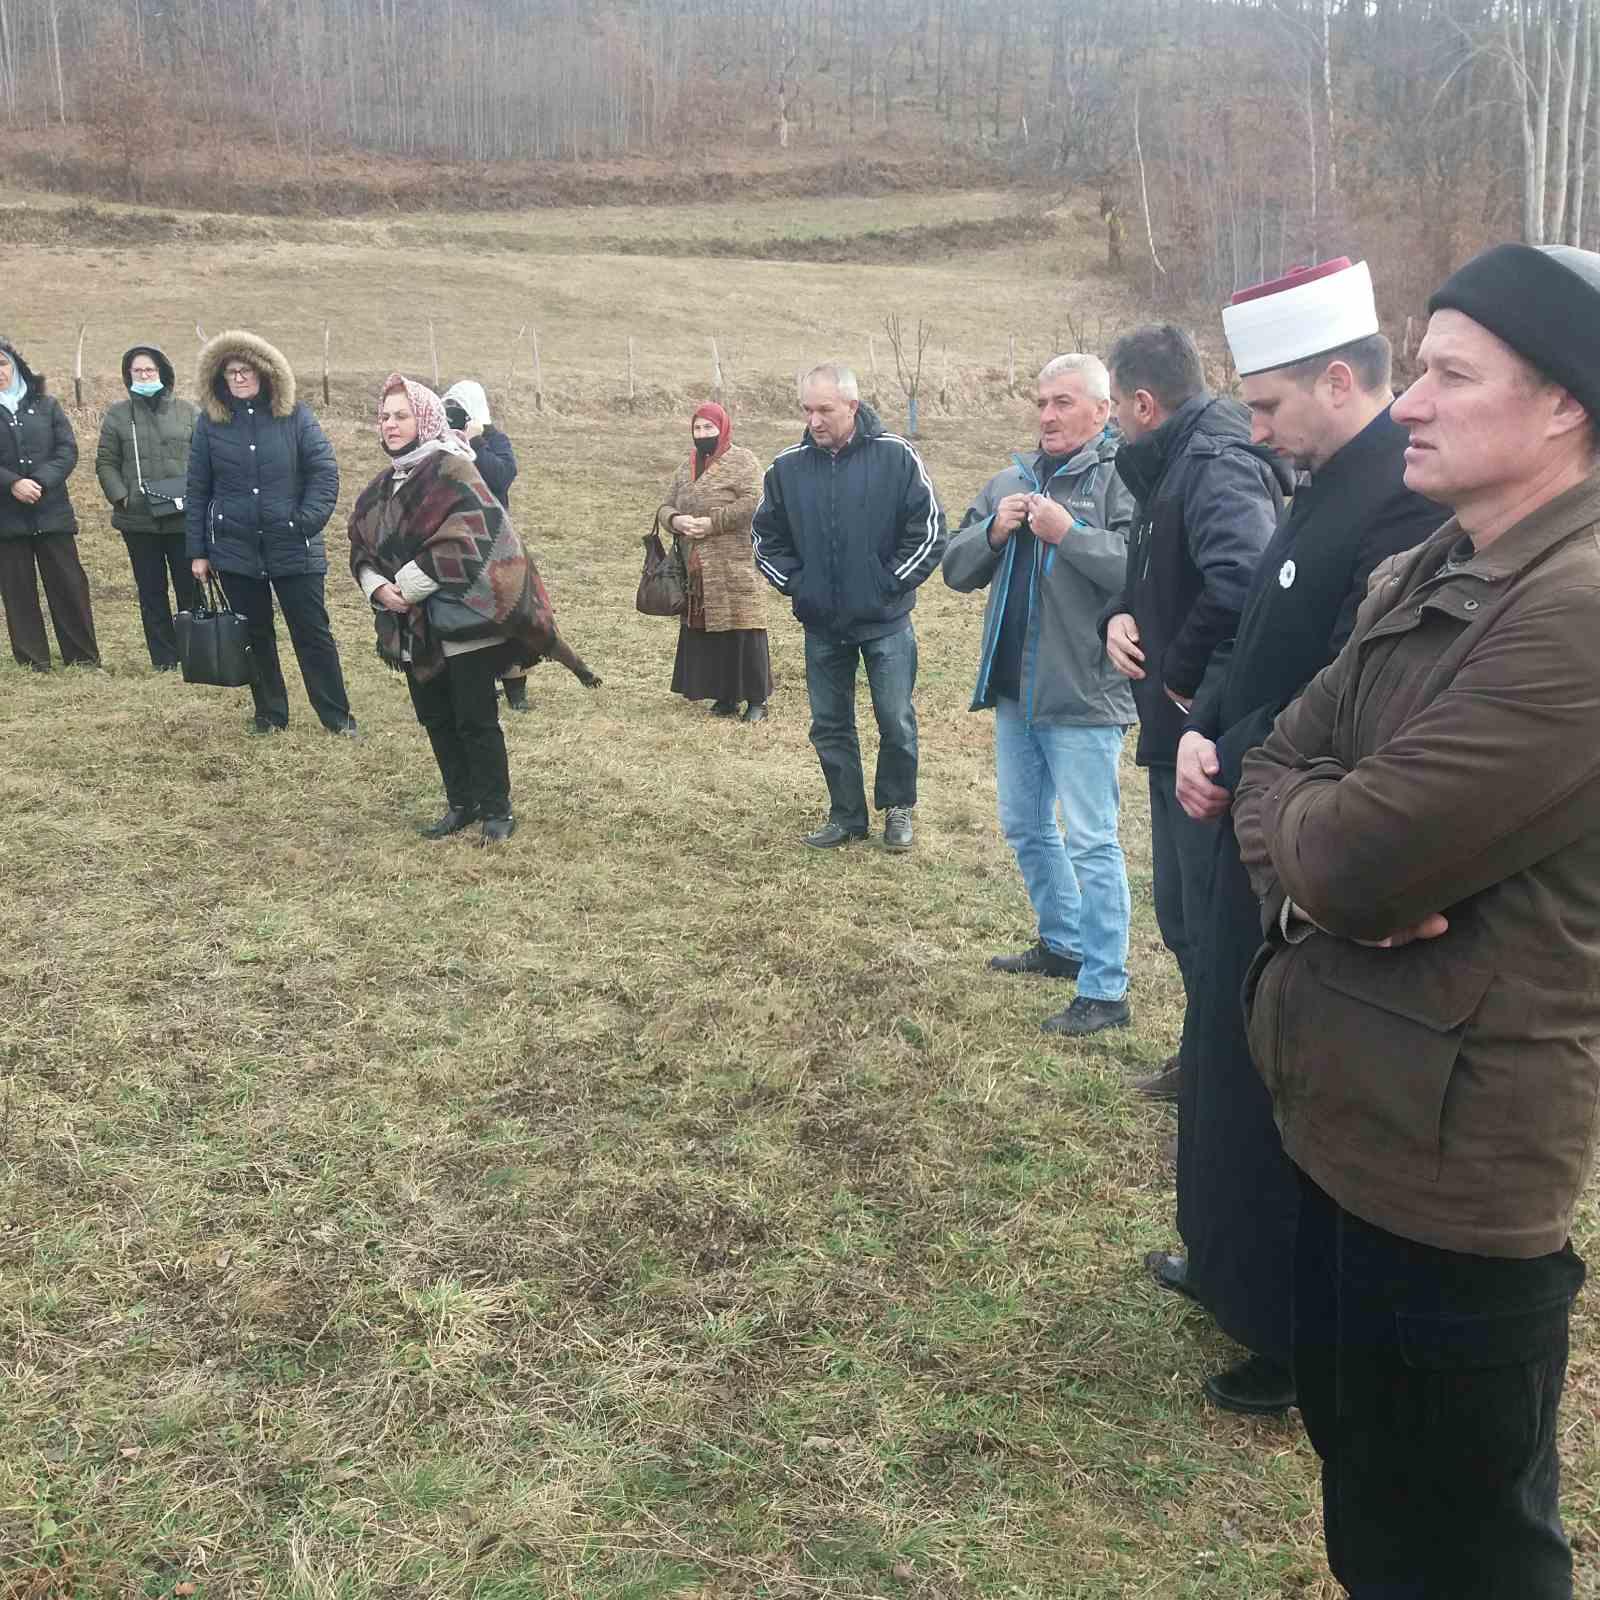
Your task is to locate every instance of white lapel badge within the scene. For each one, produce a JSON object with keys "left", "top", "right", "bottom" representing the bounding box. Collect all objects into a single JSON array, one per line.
[{"left": 1278, "top": 559, "right": 1297, "bottom": 589}]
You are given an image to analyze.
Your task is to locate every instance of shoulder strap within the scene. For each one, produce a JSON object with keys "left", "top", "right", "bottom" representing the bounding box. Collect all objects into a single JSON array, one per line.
[{"left": 128, "top": 402, "right": 144, "bottom": 491}]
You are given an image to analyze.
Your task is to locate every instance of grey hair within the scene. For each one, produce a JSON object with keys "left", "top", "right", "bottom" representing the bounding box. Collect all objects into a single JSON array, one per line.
[
  {"left": 802, "top": 362, "right": 860, "bottom": 401},
  {"left": 1038, "top": 352, "right": 1110, "bottom": 402}
]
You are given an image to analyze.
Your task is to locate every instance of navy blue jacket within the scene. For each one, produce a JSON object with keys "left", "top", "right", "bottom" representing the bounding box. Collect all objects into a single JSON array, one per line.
[
  {"left": 184, "top": 330, "right": 339, "bottom": 579},
  {"left": 751, "top": 403, "right": 946, "bottom": 642}
]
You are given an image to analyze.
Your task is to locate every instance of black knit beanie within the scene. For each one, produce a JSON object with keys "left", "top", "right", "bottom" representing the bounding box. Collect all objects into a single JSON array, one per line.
[{"left": 1428, "top": 243, "right": 1600, "bottom": 418}]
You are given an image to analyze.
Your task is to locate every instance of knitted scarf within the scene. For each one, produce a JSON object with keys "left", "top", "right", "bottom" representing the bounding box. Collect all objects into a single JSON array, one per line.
[
  {"left": 347, "top": 448, "right": 554, "bottom": 683},
  {"left": 379, "top": 372, "right": 477, "bottom": 483}
]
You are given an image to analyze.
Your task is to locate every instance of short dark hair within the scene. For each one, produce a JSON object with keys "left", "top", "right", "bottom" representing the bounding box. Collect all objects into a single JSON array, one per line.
[
  {"left": 1279, "top": 332, "right": 1393, "bottom": 395},
  {"left": 1107, "top": 324, "right": 1207, "bottom": 412}
]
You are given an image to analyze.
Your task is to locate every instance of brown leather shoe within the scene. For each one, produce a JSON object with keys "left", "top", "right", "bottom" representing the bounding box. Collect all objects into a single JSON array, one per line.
[{"left": 1133, "top": 1054, "right": 1182, "bottom": 1101}]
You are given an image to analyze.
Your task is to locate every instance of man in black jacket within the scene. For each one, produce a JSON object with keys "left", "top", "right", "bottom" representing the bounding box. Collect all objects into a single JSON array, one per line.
[
  {"left": 753, "top": 363, "right": 947, "bottom": 850},
  {"left": 1101, "top": 326, "right": 1286, "bottom": 1055},
  {"left": 1147, "top": 259, "right": 1446, "bottom": 1416}
]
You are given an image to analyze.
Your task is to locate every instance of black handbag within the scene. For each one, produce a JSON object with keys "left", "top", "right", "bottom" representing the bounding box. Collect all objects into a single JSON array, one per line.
[
  {"left": 635, "top": 524, "right": 687, "bottom": 617},
  {"left": 175, "top": 577, "right": 257, "bottom": 687}
]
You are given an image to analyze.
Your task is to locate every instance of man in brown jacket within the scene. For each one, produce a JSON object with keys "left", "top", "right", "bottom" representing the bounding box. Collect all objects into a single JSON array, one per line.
[{"left": 1235, "top": 242, "right": 1600, "bottom": 1597}]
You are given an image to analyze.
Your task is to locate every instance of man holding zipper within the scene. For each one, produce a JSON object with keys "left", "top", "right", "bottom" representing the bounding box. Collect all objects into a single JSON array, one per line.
[{"left": 943, "top": 354, "right": 1138, "bottom": 1038}]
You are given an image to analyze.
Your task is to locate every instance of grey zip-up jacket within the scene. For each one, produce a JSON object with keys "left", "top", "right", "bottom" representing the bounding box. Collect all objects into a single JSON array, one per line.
[{"left": 943, "top": 432, "right": 1136, "bottom": 727}]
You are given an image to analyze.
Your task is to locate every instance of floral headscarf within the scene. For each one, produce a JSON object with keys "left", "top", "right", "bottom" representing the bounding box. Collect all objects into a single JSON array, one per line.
[{"left": 379, "top": 373, "right": 476, "bottom": 479}]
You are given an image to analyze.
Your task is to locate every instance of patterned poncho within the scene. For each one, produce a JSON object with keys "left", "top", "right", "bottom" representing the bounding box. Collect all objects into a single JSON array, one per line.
[{"left": 347, "top": 449, "right": 555, "bottom": 683}]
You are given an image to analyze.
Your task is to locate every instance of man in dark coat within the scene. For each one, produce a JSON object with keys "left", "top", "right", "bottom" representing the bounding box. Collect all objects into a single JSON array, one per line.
[
  {"left": 1101, "top": 326, "right": 1286, "bottom": 1061},
  {"left": 96, "top": 345, "right": 201, "bottom": 670},
  {"left": 186, "top": 329, "right": 354, "bottom": 735},
  {"left": 1236, "top": 242, "right": 1600, "bottom": 1596},
  {"left": 753, "top": 362, "right": 946, "bottom": 852},
  {"left": 0, "top": 335, "right": 100, "bottom": 670},
  {"left": 1145, "top": 260, "right": 1447, "bottom": 1416}
]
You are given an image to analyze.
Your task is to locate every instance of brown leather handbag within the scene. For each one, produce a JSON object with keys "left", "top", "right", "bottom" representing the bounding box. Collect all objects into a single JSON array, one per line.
[{"left": 635, "top": 523, "right": 687, "bottom": 617}]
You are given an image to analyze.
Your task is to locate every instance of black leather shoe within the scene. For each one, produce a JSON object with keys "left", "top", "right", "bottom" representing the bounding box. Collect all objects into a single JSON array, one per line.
[
  {"left": 742, "top": 702, "right": 768, "bottom": 723},
  {"left": 1203, "top": 1353, "right": 1297, "bottom": 1416},
  {"left": 250, "top": 717, "right": 284, "bottom": 736},
  {"left": 1133, "top": 1055, "right": 1183, "bottom": 1101},
  {"left": 1144, "top": 1250, "right": 1198, "bottom": 1301},
  {"left": 710, "top": 700, "right": 739, "bottom": 717},
  {"left": 502, "top": 678, "right": 530, "bottom": 711},
  {"left": 420, "top": 806, "right": 477, "bottom": 839},
  {"left": 989, "top": 940, "right": 1082, "bottom": 979},
  {"left": 804, "top": 820, "right": 868, "bottom": 849},
  {"left": 1041, "top": 995, "right": 1131, "bottom": 1037},
  {"left": 480, "top": 814, "right": 517, "bottom": 844}
]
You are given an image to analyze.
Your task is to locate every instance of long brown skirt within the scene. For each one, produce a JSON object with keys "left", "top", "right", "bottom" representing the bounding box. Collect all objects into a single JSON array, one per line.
[{"left": 670, "top": 624, "right": 771, "bottom": 705}]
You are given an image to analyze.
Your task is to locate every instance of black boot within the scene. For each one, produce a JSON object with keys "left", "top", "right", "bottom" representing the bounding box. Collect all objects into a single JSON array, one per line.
[
  {"left": 502, "top": 676, "right": 530, "bottom": 712},
  {"left": 1203, "top": 1353, "right": 1297, "bottom": 1416},
  {"left": 480, "top": 814, "right": 517, "bottom": 844},
  {"left": 420, "top": 806, "right": 477, "bottom": 839}
]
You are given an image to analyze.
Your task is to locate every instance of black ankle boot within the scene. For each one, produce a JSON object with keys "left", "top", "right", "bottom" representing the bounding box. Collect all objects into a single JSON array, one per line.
[
  {"left": 420, "top": 806, "right": 477, "bottom": 839},
  {"left": 503, "top": 677, "right": 530, "bottom": 712}
]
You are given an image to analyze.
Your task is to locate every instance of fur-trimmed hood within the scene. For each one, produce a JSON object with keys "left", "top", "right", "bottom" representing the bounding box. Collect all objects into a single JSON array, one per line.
[{"left": 197, "top": 329, "right": 296, "bottom": 424}]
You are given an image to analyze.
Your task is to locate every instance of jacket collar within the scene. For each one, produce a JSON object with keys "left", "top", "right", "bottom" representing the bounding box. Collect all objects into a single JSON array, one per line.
[
  {"left": 1435, "top": 470, "right": 1600, "bottom": 584},
  {"left": 1300, "top": 405, "right": 1408, "bottom": 499},
  {"left": 1115, "top": 393, "right": 1220, "bottom": 501},
  {"left": 1018, "top": 430, "right": 1112, "bottom": 488}
]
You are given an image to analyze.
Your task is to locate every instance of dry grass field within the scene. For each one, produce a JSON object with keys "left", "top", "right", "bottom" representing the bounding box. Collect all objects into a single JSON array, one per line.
[{"left": 2, "top": 188, "right": 1595, "bottom": 1599}]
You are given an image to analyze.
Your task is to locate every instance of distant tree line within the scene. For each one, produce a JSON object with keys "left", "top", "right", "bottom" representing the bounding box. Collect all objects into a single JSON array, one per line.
[{"left": 1, "top": 0, "right": 1595, "bottom": 306}]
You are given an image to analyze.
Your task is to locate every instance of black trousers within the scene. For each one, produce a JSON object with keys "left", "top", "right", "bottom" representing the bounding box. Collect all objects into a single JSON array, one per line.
[
  {"left": 0, "top": 532, "right": 100, "bottom": 668},
  {"left": 217, "top": 570, "right": 353, "bottom": 731},
  {"left": 1145, "top": 763, "right": 1216, "bottom": 999},
  {"left": 406, "top": 642, "right": 516, "bottom": 817},
  {"left": 123, "top": 528, "right": 200, "bottom": 669},
  {"left": 1295, "top": 1171, "right": 1584, "bottom": 1598}
]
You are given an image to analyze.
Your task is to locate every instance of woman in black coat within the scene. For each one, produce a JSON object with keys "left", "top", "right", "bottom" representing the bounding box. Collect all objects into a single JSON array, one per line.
[
  {"left": 0, "top": 335, "right": 100, "bottom": 670},
  {"left": 185, "top": 329, "right": 356, "bottom": 735}
]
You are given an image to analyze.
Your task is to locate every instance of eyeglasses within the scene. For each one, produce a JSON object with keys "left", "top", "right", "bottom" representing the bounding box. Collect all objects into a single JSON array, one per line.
[{"left": 224, "top": 366, "right": 257, "bottom": 381}]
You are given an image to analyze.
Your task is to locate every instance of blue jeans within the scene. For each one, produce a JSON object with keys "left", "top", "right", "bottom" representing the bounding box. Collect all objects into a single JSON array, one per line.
[
  {"left": 994, "top": 699, "right": 1130, "bottom": 1000},
  {"left": 803, "top": 624, "right": 919, "bottom": 833}
]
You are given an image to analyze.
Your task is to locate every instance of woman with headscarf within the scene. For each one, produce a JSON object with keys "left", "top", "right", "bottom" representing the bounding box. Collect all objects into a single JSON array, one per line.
[
  {"left": 0, "top": 334, "right": 100, "bottom": 671},
  {"left": 655, "top": 402, "right": 769, "bottom": 721},
  {"left": 348, "top": 375, "right": 555, "bottom": 844},
  {"left": 96, "top": 344, "right": 200, "bottom": 670},
  {"left": 186, "top": 329, "right": 355, "bottom": 735},
  {"left": 442, "top": 377, "right": 532, "bottom": 713}
]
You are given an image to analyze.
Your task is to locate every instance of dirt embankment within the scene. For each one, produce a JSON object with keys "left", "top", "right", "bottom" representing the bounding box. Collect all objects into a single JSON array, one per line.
[
  {"left": 2, "top": 199, "right": 1058, "bottom": 265},
  {"left": 1, "top": 129, "right": 1002, "bottom": 218}
]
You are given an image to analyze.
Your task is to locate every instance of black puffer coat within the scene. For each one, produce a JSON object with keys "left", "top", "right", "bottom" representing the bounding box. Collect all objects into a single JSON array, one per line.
[
  {"left": 0, "top": 338, "right": 80, "bottom": 540},
  {"left": 96, "top": 345, "right": 199, "bottom": 535},
  {"left": 184, "top": 329, "right": 339, "bottom": 579}
]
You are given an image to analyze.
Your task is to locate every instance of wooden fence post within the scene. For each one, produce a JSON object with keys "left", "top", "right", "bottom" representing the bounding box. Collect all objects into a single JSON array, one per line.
[
  {"left": 627, "top": 337, "right": 635, "bottom": 407},
  {"left": 506, "top": 322, "right": 527, "bottom": 388},
  {"left": 322, "top": 322, "right": 331, "bottom": 409},
  {"left": 531, "top": 326, "right": 544, "bottom": 412},
  {"left": 710, "top": 337, "right": 723, "bottom": 403},
  {"left": 73, "top": 322, "right": 85, "bottom": 408},
  {"left": 427, "top": 319, "right": 440, "bottom": 389},
  {"left": 1007, "top": 333, "right": 1016, "bottom": 395}
]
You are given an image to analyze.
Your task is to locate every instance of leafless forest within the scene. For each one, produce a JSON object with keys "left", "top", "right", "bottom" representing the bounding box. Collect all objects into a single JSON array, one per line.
[{"left": 0, "top": 0, "right": 1592, "bottom": 308}]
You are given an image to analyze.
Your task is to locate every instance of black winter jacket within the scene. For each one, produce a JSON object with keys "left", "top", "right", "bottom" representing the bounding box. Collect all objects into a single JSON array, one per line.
[
  {"left": 1185, "top": 407, "right": 1447, "bottom": 790},
  {"left": 1104, "top": 395, "right": 1289, "bottom": 765},
  {"left": 751, "top": 403, "right": 946, "bottom": 642},
  {"left": 184, "top": 329, "right": 339, "bottom": 579},
  {"left": 470, "top": 427, "right": 518, "bottom": 508},
  {"left": 0, "top": 340, "right": 79, "bottom": 541}
]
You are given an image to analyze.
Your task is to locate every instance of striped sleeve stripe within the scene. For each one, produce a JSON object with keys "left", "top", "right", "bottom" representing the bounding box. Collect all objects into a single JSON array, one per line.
[{"left": 880, "top": 434, "right": 940, "bottom": 580}]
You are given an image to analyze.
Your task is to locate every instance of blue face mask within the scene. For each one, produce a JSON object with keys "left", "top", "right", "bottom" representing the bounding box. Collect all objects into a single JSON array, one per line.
[{"left": 130, "top": 378, "right": 163, "bottom": 397}]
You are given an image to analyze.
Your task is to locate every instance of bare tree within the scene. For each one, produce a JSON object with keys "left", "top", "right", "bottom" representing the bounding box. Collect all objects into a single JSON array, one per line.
[{"left": 883, "top": 313, "right": 932, "bottom": 436}]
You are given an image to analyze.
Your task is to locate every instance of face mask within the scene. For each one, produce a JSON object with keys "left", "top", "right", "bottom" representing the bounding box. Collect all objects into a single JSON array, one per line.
[
  {"left": 130, "top": 378, "right": 163, "bottom": 397},
  {"left": 693, "top": 434, "right": 718, "bottom": 458},
  {"left": 444, "top": 404, "right": 468, "bottom": 430}
]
